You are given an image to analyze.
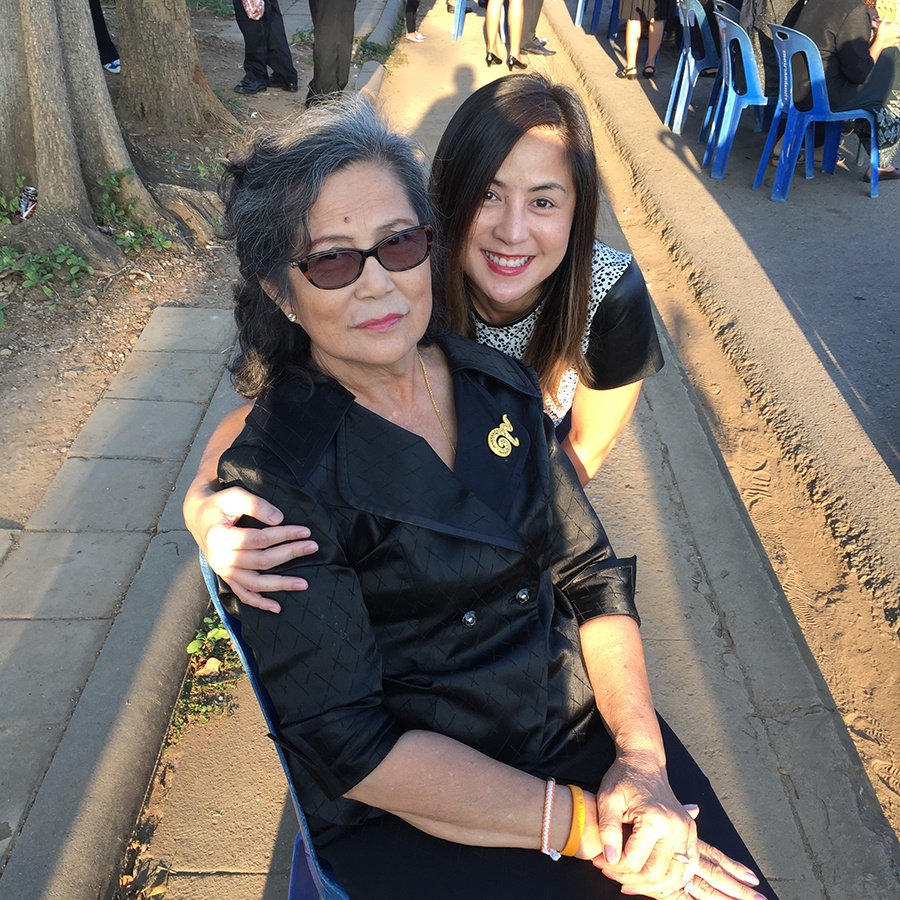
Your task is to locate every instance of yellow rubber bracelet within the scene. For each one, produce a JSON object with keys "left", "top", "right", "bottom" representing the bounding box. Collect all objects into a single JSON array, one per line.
[{"left": 561, "top": 784, "right": 586, "bottom": 857}]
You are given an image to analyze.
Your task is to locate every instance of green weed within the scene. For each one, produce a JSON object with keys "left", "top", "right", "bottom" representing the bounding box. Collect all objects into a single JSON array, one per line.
[
  {"left": 0, "top": 175, "right": 26, "bottom": 225},
  {"left": 213, "top": 87, "right": 244, "bottom": 116},
  {"left": 97, "top": 170, "right": 178, "bottom": 255},
  {"left": 195, "top": 158, "right": 225, "bottom": 181},
  {"left": 0, "top": 243, "right": 94, "bottom": 305},
  {"left": 291, "top": 27, "right": 314, "bottom": 47},
  {"left": 167, "top": 609, "right": 243, "bottom": 746}
]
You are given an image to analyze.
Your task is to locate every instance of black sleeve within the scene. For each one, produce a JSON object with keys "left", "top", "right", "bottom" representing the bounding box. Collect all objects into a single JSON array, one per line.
[
  {"left": 836, "top": 6, "right": 875, "bottom": 85},
  {"left": 581, "top": 257, "right": 664, "bottom": 391},
  {"left": 218, "top": 442, "right": 405, "bottom": 801},
  {"left": 544, "top": 418, "right": 640, "bottom": 626}
]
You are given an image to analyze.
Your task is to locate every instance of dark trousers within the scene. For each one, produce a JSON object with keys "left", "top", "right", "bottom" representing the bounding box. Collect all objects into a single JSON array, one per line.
[
  {"left": 232, "top": 0, "right": 297, "bottom": 84},
  {"left": 523, "top": 0, "right": 544, "bottom": 45},
  {"left": 307, "top": 0, "right": 356, "bottom": 102},
  {"left": 89, "top": 0, "right": 119, "bottom": 66},
  {"left": 322, "top": 716, "right": 778, "bottom": 900},
  {"left": 405, "top": 0, "right": 420, "bottom": 33}
]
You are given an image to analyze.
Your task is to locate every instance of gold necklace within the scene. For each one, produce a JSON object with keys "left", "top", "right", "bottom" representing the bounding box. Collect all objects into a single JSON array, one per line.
[{"left": 418, "top": 352, "right": 456, "bottom": 454}]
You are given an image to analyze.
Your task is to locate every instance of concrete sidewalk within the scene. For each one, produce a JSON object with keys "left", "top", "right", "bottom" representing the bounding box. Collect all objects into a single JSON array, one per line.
[{"left": 0, "top": 1, "right": 898, "bottom": 898}]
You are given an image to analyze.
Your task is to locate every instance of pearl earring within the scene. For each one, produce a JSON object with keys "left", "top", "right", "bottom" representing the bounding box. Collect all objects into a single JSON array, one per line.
[{"left": 287, "top": 312, "right": 296, "bottom": 323}]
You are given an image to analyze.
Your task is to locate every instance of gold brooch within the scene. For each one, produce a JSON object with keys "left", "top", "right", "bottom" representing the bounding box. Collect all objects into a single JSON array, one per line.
[{"left": 487, "top": 415, "right": 520, "bottom": 458}]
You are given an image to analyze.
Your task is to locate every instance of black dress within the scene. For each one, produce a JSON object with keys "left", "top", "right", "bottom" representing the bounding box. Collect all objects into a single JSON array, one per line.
[{"left": 620, "top": 0, "right": 676, "bottom": 21}]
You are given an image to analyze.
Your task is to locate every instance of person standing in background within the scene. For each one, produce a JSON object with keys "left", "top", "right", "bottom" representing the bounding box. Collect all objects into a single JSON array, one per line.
[
  {"left": 521, "top": 0, "right": 556, "bottom": 55},
  {"left": 485, "top": 0, "right": 528, "bottom": 69},
  {"left": 90, "top": 0, "right": 120, "bottom": 73},
  {"left": 306, "top": 0, "right": 357, "bottom": 107},
  {"left": 616, "top": 0, "right": 675, "bottom": 79},
  {"left": 232, "top": 0, "right": 298, "bottom": 94},
  {"left": 405, "top": 0, "right": 426, "bottom": 40}
]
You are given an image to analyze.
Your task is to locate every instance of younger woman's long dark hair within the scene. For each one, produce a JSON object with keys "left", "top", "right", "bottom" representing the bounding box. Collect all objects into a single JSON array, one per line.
[
  {"left": 219, "top": 97, "right": 442, "bottom": 398},
  {"left": 430, "top": 74, "right": 600, "bottom": 401}
]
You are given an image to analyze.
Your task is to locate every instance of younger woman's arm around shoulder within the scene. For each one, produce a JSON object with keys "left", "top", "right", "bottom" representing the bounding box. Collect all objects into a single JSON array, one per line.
[
  {"left": 565, "top": 256, "right": 663, "bottom": 483},
  {"left": 561, "top": 379, "right": 643, "bottom": 484},
  {"left": 182, "top": 402, "right": 318, "bottom": 611}
]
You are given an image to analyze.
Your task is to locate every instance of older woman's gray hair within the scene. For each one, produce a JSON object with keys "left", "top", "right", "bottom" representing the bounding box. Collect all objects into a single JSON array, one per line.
[{"left": 220, "top": 96, "right": 442, "bottom": 398}]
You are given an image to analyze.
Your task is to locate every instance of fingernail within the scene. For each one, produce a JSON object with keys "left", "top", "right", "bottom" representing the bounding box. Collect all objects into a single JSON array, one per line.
[
  {"left": 604, "top": 844, "right": 619, "bottom": 864},
  {"left": 620, "top": 890, "right": 639, "bottom": 896},
  {"left": 683, "top": 803, "right": 700, "bottom": 813},
  {"left": 740, "top": 871, "right": 760, "bottom": 886}
]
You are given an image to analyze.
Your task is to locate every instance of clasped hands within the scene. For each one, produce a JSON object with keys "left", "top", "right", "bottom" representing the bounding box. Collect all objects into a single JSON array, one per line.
[{"left": 575, "top": 755, "right": 766, "bottom": 900}]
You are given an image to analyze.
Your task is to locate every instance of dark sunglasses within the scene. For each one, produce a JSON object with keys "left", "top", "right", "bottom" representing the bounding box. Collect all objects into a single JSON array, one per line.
[{"left": 289, "top": 224, "right": 433, "bottom": 290}]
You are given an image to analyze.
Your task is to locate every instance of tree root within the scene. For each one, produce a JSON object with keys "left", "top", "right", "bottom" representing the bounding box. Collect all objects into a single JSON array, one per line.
[
  {"left": 0, "top": 215, "right": 125, "bottom": 270},
  {"left": 149, "top": 183, "right": 222, "bottom": 245}
]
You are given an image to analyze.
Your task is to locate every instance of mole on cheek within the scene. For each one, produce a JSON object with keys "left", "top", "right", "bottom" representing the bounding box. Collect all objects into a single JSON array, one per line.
[{"left": 344, "top": 216, "right": 351, "bottom": 223}]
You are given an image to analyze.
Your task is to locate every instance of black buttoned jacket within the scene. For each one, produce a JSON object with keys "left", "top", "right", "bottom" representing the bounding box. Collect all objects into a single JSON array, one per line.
[{"left": 218, "top": 332, "right": 638, "bottom": 846}]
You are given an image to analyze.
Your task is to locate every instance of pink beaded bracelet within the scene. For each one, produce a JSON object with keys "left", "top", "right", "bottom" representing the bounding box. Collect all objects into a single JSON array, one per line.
[{"left": 540, "top": 777, "right": 561, "bottom": 860}]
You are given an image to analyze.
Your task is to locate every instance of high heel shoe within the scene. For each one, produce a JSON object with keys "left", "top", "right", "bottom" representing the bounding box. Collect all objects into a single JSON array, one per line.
[
  {"left": 486, "top": 51, "right": 503, "bottom": 67},
  {"left": 506, "top": 55, "right": 527, "bottom": 71}
]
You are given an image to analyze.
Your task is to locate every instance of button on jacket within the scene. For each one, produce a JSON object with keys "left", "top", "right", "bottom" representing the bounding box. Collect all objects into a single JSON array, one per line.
[{"left": 218, "top": 332, "right": 638, "bottom": 846}]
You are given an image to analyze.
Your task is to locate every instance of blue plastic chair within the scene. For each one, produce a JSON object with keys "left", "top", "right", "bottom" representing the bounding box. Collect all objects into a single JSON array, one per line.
[
  {"left": 753, "top": 24, "right": 879, "bottom": 200},
  {"left": 702, "top": 13, "right": 777, "bottom": 178},
  {"left": 696, "top": 1, "right": 741, "bottom": 145},
  {"left": 199, "top": 553, "right": 350, "bottom": 900},
  {"left": 713, "top": 0, "right": 740, "bottom": 22},
  {"left": 576, "top": 0, "right": 621, "bottom": 40},
  {"left": 451, "top": 0, "right": 467, "bottom": 41},
  {"left": 665, "top": 0, "right": 721, "bottom": 136},
  {"left": 455, "top": 0, "right": 507, "bottom": 43}
]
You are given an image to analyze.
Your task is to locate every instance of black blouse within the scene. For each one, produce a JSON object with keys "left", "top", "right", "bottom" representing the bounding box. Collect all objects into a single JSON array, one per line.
[{"left": 218, "top": 333, "right": 638, "bottom": 846}]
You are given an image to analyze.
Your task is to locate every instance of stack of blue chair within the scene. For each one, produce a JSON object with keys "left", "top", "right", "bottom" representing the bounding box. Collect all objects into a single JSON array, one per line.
[
  {"left": 199, "top": 554, "right": 350, "bottom": 900},
  {"left": 702, "top": 12, "right": 777, "bottom": 178},
  {"left": 696, "top": 0, "right": 741, "bottom": 146},
  {"left": 665, "top": 0, "right": 721, "bottom": 136},
  {"left": 752, "top": 24, "right": 880, "bottom": 200}
]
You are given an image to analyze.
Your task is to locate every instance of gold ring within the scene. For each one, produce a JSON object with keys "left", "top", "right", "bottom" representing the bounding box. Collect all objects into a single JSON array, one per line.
[{"left": 672, "top": 852, "right": 691, "bottom": 864}]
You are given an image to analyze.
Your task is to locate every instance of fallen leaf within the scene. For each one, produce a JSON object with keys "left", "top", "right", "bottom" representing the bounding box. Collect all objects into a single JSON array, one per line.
[{"left": 194, "top": 657, "right": 222, "bottom": 677}]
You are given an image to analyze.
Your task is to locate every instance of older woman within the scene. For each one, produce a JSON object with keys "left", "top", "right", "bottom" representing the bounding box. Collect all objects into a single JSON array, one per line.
[{"left": 208, "top": 97, "right": 775, "bottom": 900}]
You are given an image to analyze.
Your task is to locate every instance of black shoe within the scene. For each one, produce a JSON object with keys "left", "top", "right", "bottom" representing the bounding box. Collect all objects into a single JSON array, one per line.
[
  {"left": 521, "top": 42, "right": 555, "bottom": 56},
  {"left": 486, "top": 51, "right": 503, "bottom": 66},
  {"left": 234, "top": 76, "right": 267, "bottom": 94},
  {"left": 507, "top": 55, "right": 527, "bottom": 70},
  {"left": 269, "top": 75, "right": 299, "bottom": 92}
]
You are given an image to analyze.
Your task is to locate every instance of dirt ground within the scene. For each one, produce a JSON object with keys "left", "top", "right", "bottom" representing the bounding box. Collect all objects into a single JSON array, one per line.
[{"left": 1, "top": 4, "right": 897, "bottom": 869}]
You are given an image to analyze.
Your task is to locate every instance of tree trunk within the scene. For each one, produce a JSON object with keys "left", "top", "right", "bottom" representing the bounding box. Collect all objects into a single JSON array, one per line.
[
  {"left": 117, "top": 0, "right": 238, "bottom": 136},
  {"left": 0, "top": 0, "right": 229, "bottom": 264},
  {"left": 4, "top": 0, "right": 120, "bottom": 264}
]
